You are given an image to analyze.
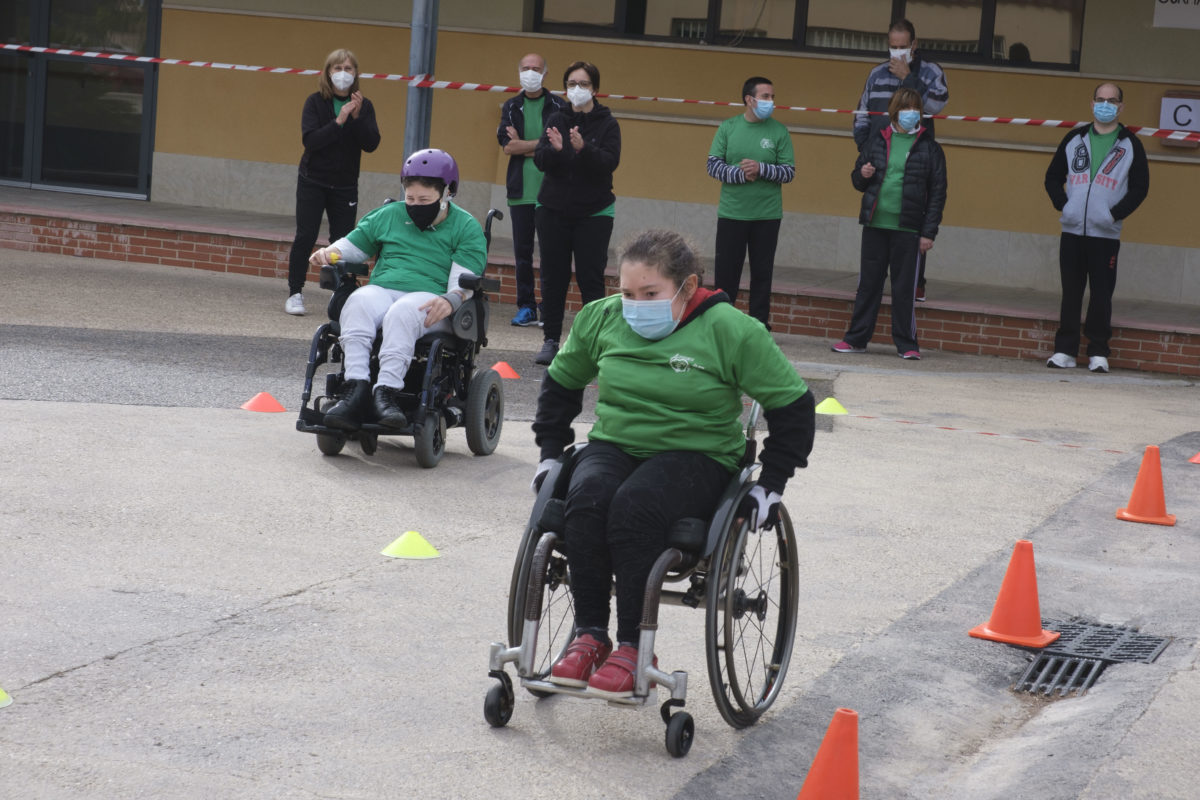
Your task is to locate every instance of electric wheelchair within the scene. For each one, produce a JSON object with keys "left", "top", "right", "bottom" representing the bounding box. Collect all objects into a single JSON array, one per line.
[
  {"left": 485, "top": 402, "right": 799, "bottom": 757},
  {"left": 295, "top": 208, "right": 505, "bottom": 468}
]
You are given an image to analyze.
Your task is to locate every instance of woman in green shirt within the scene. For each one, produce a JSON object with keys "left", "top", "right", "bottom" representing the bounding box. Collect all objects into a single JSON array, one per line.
[
  {"left": 834, "top": 87, "right": 947, "bottom": 360},
  {"left": 531, "top": 229, "right": 815, "bottom": 698}
]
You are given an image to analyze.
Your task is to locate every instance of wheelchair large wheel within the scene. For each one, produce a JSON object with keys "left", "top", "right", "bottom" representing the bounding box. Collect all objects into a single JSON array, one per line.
[
  {"left": 704, "top": 504, "right": 799, "bottom": 728},
  {"left": 413, "top": 411, "right": 446, "bottom": 468},
  {"left": 465, "top": 368, "right": 504, "bottom": 456},
  {"left": 507, "top": 528, "right": 575, "bottom": 691}
]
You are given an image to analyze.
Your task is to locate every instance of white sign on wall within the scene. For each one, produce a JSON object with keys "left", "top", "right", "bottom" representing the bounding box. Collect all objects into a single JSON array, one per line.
[
  {"left": 1161, "top": 97, "right": 1200, "bottom": 132},
  {"left": 1154, "top": 0, "right": 1200, "bottom": 30}
]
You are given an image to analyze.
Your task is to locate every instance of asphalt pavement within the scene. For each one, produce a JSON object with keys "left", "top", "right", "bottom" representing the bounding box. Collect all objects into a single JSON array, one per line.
[{"left": 1, "top": 251, "right": 1198, "bottom": 799}]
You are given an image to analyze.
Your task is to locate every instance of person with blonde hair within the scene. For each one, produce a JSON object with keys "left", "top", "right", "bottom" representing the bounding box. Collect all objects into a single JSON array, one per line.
[{"left": 284, "top": 48, "right": 381, "bottom": 315}]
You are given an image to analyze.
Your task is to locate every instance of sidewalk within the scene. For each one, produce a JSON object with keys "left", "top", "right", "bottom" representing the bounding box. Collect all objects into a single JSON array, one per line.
[{"left": 1, "top": 184, "right": 1197, "bottom": 375}]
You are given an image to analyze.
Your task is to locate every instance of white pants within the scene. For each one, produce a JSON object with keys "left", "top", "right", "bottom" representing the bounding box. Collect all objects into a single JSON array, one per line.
[{"left": 338, "top": 285, "right": 452, "bottom": 388}]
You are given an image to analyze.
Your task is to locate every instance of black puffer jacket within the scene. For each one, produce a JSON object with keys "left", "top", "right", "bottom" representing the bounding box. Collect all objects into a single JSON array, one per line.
[
  {"left": 851, "top": 125, "right": 947, "bottom": 240},
  {"left": 534, "top": 101, "right": 621, "bottom": 217}
]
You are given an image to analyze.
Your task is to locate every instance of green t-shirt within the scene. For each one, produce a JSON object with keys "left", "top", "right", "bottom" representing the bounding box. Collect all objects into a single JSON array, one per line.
[
  {"left": 869, "top": 130, "right": 918, "bottom": 233},
  {"left": 346, "top": 202, "right": 487, "bottom": 294},
  {"left": 1088, "top": 127, "right": 1119, "bottom": 181},
  {"left": 513, "top": 95, "right": 546, "bottom": 206},
  {"left": 547, "top": 294, "right": 808, "bottom": 472},
  {"left": 709, "top": 114, "right": 794, "bottom": 221}
]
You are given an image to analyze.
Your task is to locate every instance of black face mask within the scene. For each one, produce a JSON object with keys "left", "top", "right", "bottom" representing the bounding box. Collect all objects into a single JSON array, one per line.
[{"left": 407, "top": 200, "right": 441, "bottom": 230}]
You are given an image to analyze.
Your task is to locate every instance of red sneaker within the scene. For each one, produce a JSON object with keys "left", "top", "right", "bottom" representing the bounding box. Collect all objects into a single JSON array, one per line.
[
  {"left": 587, "top": 645, "right": 657, "bottom": 698},
  {"left": 549, "top": 634, "right": 612, "bottom": 687}
]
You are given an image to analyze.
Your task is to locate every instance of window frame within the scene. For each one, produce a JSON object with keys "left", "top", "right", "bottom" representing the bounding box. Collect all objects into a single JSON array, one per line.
[{"left": 532, "top": 0, "right": 1085, "bottom": 71}]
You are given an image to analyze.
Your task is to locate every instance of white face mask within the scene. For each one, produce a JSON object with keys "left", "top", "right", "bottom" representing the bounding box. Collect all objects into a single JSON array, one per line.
[
  {"left": 330, "top": 70, "right": 354, "bottom": 92},
  {"left": 566, "top": 86, "right": 593, "bottom": 108},
  {"left": 889, "top": 47, "right": 912, "bottom": 64},
  {"left": 519, "top": 69, "right": 543, "bottom": 93}
]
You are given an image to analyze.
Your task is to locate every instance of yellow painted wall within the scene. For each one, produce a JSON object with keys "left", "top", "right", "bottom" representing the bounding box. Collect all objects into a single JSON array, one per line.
[{"left": 157, "top": 10, "right": 1200, "bottom": 248}]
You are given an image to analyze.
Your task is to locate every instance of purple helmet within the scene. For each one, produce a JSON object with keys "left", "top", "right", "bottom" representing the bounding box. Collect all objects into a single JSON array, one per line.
[{"left": 402, "top": 148, "right": 459, "bottom": 196}]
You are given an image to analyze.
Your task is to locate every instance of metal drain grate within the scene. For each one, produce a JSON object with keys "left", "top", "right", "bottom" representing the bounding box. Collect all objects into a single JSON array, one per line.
[
  {"left": 1015, "top": 654, "right": 1106, "bottom": 697},
  {"left": 1043, "top": 619, "right": 1171, "bottom": 664},
  {"left": 1012, "top": 619, "right": 1170, "bottom": 698}
]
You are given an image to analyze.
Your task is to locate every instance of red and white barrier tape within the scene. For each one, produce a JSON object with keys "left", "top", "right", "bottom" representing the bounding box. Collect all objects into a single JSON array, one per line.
[{"left": 5, "top": 43, "right": 1199, "bottom": 143}]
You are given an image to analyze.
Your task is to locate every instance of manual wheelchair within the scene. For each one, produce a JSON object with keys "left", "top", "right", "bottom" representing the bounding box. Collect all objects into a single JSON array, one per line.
[
  {"left": 485, "top": 402, "right": 800, "bottom": 757},
  {"left": 295, "top": 209, "right": 505, "bottom": 468}
]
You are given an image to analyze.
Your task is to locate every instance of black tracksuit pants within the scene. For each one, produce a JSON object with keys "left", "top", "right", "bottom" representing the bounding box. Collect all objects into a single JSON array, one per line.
[
  {"left": 535, "top": 207, "right": 612, "bottom": 343},
  {"left": 1054, "top": 232, "right": 1121, "bottom": 358},
  {"left": 844, "top": 225, "right": 920, "bottom": 354},
  {"left": 563, "top": 442, "right": 731, "bottom": 645},
  {"left": 714, "top": 217, "right": 781, "bottom": 327},
  {"left": 509, "top": 203, "right": 541, "bottom": 312},
  {"left": 287, "top": 175, "right": 358, "bottom": 295}
]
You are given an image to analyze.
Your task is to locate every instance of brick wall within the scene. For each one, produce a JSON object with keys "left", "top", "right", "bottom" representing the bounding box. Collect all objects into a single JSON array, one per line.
[{"left": 2, "top": 210, "right": 1196, "bottom": 376}]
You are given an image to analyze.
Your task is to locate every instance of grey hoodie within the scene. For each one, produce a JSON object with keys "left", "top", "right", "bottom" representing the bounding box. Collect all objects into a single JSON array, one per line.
[{"left": 1044, "top": 123, "right": 1149, "bottom": 240}]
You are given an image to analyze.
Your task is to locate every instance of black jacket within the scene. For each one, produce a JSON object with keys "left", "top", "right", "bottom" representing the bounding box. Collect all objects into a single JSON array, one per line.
[
  {"left": 497, "top": 90, "right": 569, "bottom": 200},
  {"left": 298, "top": 91, "right": 381, "bottom": 188},
  {"left": 534, "top": 101, "right": 621, "bottom": 217},
  {"left": 851, "top": 125, "right": 947, "bottom": 240}
]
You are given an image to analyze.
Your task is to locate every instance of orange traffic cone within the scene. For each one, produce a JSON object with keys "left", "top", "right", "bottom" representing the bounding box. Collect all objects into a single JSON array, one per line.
[
  {"left": 797, "top": 708, "right": 858, "bottom": 800},
  {"left": 1116, "top": 445, "right": 1176, "bottom": 526},
  {"left": 241, "top": 392, "right": 287, "bottom": 412},
  {"left": 491, "top": 361, "right": 520, "bottom": 379},
  {"left": 969, "top": 540, "right": 1060, "bottom": 648}
]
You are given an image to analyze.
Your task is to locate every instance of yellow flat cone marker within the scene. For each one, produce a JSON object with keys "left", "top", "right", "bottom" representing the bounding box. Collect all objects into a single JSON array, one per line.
[
  {"left": 381, "top": 531, "right": 440, "bottom": 559},
  {"left": 0, "top": 687, "right": 12, "bottom": 709},
  {"left": 815, "top": 397, "right": 848, "bottom": 415}
]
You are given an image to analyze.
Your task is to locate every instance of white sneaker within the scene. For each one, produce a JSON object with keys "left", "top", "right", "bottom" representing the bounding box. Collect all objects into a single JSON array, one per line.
[
  {"left": 285, "top": 293, "right": 306, "bottom": 316},
  {"left": 1046, "top": 352, "right": 1076, "bottom": 369},
  {"left": 1088, "top": 356, "right": 1110, "bottom": 374}
]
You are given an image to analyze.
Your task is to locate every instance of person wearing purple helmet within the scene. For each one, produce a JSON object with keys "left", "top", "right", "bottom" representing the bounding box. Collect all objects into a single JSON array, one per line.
[{"left": 309, "top": 148, "right": 488, "bottom": 431}]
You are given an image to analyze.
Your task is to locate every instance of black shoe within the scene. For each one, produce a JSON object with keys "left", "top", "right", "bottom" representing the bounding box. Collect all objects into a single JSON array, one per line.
[
  {"left": 535, "top": 339, "right": 559, "bottom": 366},
  {"left": 323, "top": 379, "right": 370, "bottom": 431},
  {"left": 373, "top": 385, "right": 408, "bottom": 430}
]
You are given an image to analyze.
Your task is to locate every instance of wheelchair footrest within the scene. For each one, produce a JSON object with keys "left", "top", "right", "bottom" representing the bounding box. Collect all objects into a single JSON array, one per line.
[{"left": 517, "top": 677, "right": 654, "bottom": 708}]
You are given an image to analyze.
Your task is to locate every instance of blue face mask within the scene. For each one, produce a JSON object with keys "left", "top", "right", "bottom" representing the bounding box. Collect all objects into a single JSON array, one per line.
[
  {"left": 897, "top": 109, "right": 921, "bottom": 132},
  {"left": 622, "top": 283, "right": 686, "bottom": 340},
  {"left": 1093, "top": 101, "right": 1119, "bottom": 124},
  {"left": 753, "top": 99, "right": 774, "bottom": 120}
]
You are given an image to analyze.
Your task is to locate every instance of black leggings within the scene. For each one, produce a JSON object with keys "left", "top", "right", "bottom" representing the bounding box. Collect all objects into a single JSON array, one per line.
[
  {"left": 563, "top": 442, "right": 731, "bottom": 645},
  {"left": 535, "top": 207, "right": 613, "bottom": 343},
  {"left": 287, "top": 175, "right": 359, "bottom": 295}
]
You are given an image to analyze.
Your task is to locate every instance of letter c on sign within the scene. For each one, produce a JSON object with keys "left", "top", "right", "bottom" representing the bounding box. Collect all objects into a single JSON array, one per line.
[{"left": 1174, "top": 103, "right": 1193, "bottom": 128}]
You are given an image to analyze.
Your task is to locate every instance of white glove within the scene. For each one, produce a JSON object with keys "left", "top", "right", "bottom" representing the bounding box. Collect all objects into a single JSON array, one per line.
[
  {"left": 531, "top": 459, "right": 555, "bottom": 494},
  {"left": 740, "top": 485, "right": 782, "bottom": 531}
]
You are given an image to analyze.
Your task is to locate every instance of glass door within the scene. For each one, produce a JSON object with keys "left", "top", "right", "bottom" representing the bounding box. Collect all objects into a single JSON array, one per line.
[{"left": 0, "top": 0, "right": 160, "bottom": 197}]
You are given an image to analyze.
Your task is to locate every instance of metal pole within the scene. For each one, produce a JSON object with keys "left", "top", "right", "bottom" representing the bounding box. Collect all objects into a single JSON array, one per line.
[{"left": 404, "top": 0, "right": 439, "bottom": 158}]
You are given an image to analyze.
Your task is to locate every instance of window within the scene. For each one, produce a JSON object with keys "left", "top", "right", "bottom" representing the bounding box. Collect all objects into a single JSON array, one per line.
[
  {"left": 0, "top": 0, "right": 159, "bottom": 195},
  {"left": 994, "top": 0, "right": 1084, "bottom": 67},
  {"left": 533, "top": 1, "right": 1086, "bottom": 69}
]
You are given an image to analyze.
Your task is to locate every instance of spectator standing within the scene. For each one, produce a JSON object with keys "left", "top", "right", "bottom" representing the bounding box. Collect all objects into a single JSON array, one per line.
[
  {"left": 707, "top": 76, "right": 794, "bottom": 328},
  {"left": 853, "top": 19, "right": 948, "bottom": 302},
  {"left": 497, "top": 53, "right": 568, "bottom": 327},
  {"left": 1043, "top": 83, "right": 1149, "bottom": 374},
  {"left": 833, "top": 88, "right": 947, "bottom": 360},
  {"left": 532, "top": 61, "right": 621, "bottom": 366},
  {"left": 285, "top": 48, "right": 381, "bottom": 315}
]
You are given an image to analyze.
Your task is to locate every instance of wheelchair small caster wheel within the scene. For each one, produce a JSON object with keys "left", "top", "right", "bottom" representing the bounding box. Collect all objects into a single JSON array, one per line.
[
  {"left": 484, "top": 682, "right": 513, "bottom": 728},
  {"left": 316, "top": 433, "right": 346, "bottom": 456},
  {"left": 358, "top": 432, "right": 377, "bottom": 456},
  {"left": 665, "top": 711, "right": 694, "bottom": 758}
]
